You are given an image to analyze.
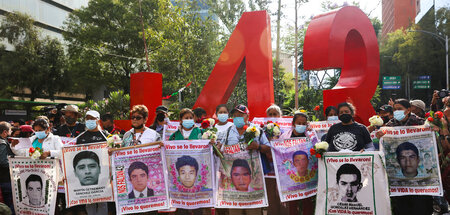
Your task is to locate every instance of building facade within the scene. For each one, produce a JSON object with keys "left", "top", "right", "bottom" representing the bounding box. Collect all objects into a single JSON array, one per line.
[{"left": 382, "top": 0, "right": 419, "bottom": 38}]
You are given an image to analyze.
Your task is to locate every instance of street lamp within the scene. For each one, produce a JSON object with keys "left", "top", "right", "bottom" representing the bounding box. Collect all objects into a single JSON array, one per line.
[{"left": 408, "top": 30, "right": 449, "bottom": 90}]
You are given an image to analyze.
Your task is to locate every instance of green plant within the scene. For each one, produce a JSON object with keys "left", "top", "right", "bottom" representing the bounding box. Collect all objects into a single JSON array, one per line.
[{"left": 79, "top": 90, "right": 130, "bottom": 120}]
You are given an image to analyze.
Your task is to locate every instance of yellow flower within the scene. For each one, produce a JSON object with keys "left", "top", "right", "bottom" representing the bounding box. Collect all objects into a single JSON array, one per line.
[
  {"left": 300, "top": 109, "right": 306, "bottom": 113},
  {"left": 250, "top": 127, "right": 256, "bottom": 132},
  {"left": 273, "top": 123, "right": 279, "bottom": 127}
]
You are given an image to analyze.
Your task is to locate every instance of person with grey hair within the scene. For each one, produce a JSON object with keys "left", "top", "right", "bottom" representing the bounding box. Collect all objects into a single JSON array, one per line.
[{"left": 266, "top": 104, "right": 282, "bottom": 118}]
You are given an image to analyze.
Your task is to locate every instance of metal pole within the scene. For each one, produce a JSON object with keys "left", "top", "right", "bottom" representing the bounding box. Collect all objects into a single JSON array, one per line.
[
  {"left": 294, "top": 0, "right": 299, "bottom": 110},
  {"left": 446, "top": 35, "right": 449, "bottom": 90}
]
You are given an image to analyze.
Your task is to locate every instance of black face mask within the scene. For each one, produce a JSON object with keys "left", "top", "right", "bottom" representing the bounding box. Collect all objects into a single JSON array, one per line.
[
  {"left": 65, "top": 116, "right": 77, "bottom": 125},
  {"left": 339, "top": 114, "right": 353, "bottom": 123},
  {"left": 132, "top": 124, "right": 144, "bottom": 129},
  {"left": 382, "top": 116, "right": 390, "bottom": 124},
  {"left": 156, "top": 113, "right": 165, "bottom": 122}
]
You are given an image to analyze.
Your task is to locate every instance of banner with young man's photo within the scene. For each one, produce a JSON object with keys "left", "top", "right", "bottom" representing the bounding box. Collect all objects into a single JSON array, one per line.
[
  {"left": 380, "top": 126, "right": 443, "bottom": 196},
  {"left": 309, "top": 120, "right": 340, "bottom": 140},
  {"left": 215, "top": 143, "right": 268, "bottom": 208},
  {"left": 315, "top": 152, "right": 391, "bottom": 215},
  {"left": 163, "top": 121, "right": 180, "bottom": 141},
  {"left": 271, "top": 137, "right": 318, "bottom": 202},
  {"left": 61, "top": 142, "right": 114, "bottom": 207},
  {"left": 60, "top": 136, "right": 76, "bottom": 147},
  {"left": 111, "top": 143, "right": 170, "bottom": 214},
  {"left": 9, "top": 157, "right": 59, "bottom": 215},
  {"left": 164, "top": 140, "right": 215, "bottom": 209}
]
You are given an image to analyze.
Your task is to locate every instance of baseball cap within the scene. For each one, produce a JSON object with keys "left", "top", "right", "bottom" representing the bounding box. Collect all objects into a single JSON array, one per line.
[
  {"left": 410, "top": 100, "right": 426, "bottom": 112},
  {"left": 231, "top": 104, "right": 249, "bottom": 115},
  {"left": 86, "top": 110, "right": 100, "bottom": 119},
  {"left": 378, "top": 105, "right": 393, "bottom": 113},
  {"left": 156, "top": 105, "right": 168, "bottom": 113}
]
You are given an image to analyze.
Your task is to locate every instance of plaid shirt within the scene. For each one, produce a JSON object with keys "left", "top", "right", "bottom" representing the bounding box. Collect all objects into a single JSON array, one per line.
[{"left": 385, "top": 113, "right": 425, "bottom": 127}]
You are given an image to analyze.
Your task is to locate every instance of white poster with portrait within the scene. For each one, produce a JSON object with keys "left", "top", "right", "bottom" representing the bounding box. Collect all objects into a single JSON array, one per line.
[
  {"left": 316, "top": 151, "right": 391, "bottom": 215},
  {"left": 163, "top": 121, "right": 180, "bottom": 141},
  {"left": 164, "top": 140, "right": 215, "bottom": 209},
  {"left": 61, "top": 142, "right": 114, "bottom": 207},
  {"left": 10, "top": 157, "right": 59, "bottom": 215},
  {"left": 380, "top": 126, "right": 443, "bottom": 196}
]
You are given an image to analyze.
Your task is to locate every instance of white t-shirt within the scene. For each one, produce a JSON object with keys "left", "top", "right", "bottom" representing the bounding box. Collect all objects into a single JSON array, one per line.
[
  {"left": 133, "top": 128, "right": 161, "bottom": 144},
  {"left": 182, "top": 129, "right": 193, "bottom": 139},
  {"left": 215, "top": 122, "right": 233, "bottom": 140}
]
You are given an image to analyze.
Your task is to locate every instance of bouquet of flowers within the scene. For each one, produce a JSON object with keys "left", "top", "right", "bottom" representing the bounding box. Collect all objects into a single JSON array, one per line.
[
  {"left": 244, "top": 125, "right": 260, "bottom": 145},
  {"left": 425, "top": 111, "right": 444, "bottom": 128},
  {"left": 29, "top": 147, "right": 43, "bottom": 160},
  {"left": 107, "top": 134, "right": 122, "bottom": 148},
  {"left": 262, "top": 121, "right": 281, "bottom": 139},
  {"left": 310, "top": 141, "right": 329, "bottom": 159},
  {"left": 368, "top": 115, "right": 384, "bottom": 127},
  {"left": 201, "top": 118, "right": 218, "bottom": 140},
  {"left": 201, "top": 118, "right": 216, "bottom": 130}
]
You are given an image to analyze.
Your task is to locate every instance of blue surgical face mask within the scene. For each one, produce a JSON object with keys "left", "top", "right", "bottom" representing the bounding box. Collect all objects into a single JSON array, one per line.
[
  {"left": 327, "top": 116, "right": 339, "bottom": 121},
  {"left": 393, "top": 110, "right": 406, "bottom": 121},
  {"left": 218, "top": 114, "right": 229, "bottom": 123},
  {"left": 295, "top": 125, "right": 306, "bottom": 134},
  {"left": 35, "top": 131, "right": 47, "bottom": 139},
  {"left": 233, "top": 117, "right": 245, "bottom": 128},
  {"left": 182, "top": 119, "right": 195, "bottom": 129},
  {"left": 86, "top": 120, "right": 97, "bottom": 130}
]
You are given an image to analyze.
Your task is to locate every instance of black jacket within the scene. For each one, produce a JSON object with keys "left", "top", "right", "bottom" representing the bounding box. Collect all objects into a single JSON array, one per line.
[{"left": 128, "top": 187, "right": 154, "bottom": 199}]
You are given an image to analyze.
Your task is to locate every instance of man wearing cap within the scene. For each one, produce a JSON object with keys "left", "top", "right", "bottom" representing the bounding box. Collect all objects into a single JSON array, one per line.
[
  {"left": 410, "top": 100, "right": 426, "bottom": 118},
  {"left": 76, "top": 110, "right": 109, "bottom": 145},
  {"left": 149, "top": 105, "right": 169, "bottom": 136},
  {"left": 55, "top": 105, "right": 85, "bottom": 138},
  {"left": 213, "top": 104, "right": 270, "bottom": 215}
]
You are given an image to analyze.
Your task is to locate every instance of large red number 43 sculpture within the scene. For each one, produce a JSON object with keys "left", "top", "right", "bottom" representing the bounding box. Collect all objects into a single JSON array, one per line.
[{"left": 304, "top": 6, "right": 380, "bottom": 125}]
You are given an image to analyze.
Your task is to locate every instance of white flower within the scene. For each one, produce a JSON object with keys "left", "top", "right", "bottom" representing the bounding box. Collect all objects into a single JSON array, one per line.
[
  {"left": 254, "top": 127, "right": 260, "bottom": 137},
  {"left": 267, "top": 123, "right": 274, "bottom": 130},
  {"left": 369, "top": 115, "right": 383, "bottom": 127},
  {"left": 211, "top": 133, "right": 217, "bottom": 140},
  {"left": 31, "top": 151, "right": 41, "bottom": 160},
  {"left": 273, "top": 126, "right": 281, "bottom": 136},
  {"left": 202, "top": 131, "right": 211, "bottom": 139},
  {"left": 246, "top": 126, "right": 253, "bottom": 133},
  {"left": 315, "top": 141, "right": 329, "bottom": 150},
  {"left": 208, "top": 118, "right": 215, "bottom": 127}
]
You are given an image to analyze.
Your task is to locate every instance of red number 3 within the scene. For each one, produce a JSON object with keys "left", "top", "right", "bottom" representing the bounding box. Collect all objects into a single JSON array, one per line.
[{"left": 303, "top": 6, "right": 380, "bottom": 125}]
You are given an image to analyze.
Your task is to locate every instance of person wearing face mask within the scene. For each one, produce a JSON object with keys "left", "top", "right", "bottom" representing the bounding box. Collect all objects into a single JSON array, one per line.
[
  {"left": 377, "top": 98, "right": 431, "bottom": 215},
  {"left": 100, "top": 114, "right": 125, "bottom": 135},
  {"left": 410, "top": 99, "right": 426, "bottom": 118},
  {"left": 11, "top": 118, "right": 62, "bottom": 159},
  {"left": 325, "top": 106, "right": 339, "bottom": 121},
  {"left": 367, "top": 105, "right": 394, "bottom": 134},
  {"left": 55, "top": 105, "right": 85, "bottom": 138},
  {"left": 122, "top": 105, "right": 161, "bottom": 147},
  {"left": 0, "top": 122, "right": 15, "bottom": 214},
  {"left": 279, "top": 112, "right": 317, "bottom": 215},
  {"left": 149, "top": 105, "right": 170, "bottom": 137},
  {"left": 169, "top": 108, "right": 203, "bottom": 140},
  {"left": 76, "top": 110, "right": 109, "bottom": 145},
  {"left": 214, "top": 104, "right": 233, "bottom": 133},
  {"left": 326, "top": 102, "right": 374, "bottom": 152},
  {"left": 212, "top": 104, "right": 271, "bottom": 215}
]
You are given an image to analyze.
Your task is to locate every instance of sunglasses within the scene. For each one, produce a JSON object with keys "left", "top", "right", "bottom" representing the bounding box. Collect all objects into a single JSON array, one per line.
[{"left": 131, "top": 116, "right": 143, "bottom": 120}]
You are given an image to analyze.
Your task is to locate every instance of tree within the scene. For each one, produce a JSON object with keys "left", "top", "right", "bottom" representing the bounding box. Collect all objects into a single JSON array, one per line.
[{"left": 0, "top": 12, "right": 68, "bottom": 101}]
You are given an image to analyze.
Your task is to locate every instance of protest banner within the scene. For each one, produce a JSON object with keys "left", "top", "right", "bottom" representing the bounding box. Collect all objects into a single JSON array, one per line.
[
  {"left": 10, "top": 157, "right": 59, "bottom": 215},
  {"left": 380, "top": 126, "right": 443, "bottom": 196},
  {"left": 10, "top": 137, "right": 32, "bottom": 149},
  {"left": 252, "top": 117, "right": 292, "bottom": 134},
  {"left": 309, "top": 120, "right": 340, "bottom": 140},
  {"left": 60, "top": 136, "right": 76, "bottom": 147},
  {"left": 316, "top": 152, "right": 391, "bottom": 215},
  {"left": 62, "top": 142, "right": 114, "bottom": 207},
  {"left": 271, "top": 136, "right": 319, "bottom": 202},
  {"left": 111, "top": 142, "right": 170, "bottom": 214},
  {"left": 164, "top": 140, "right": 214, "bottom": 209},
  {"left": 163, "top": 121, "right": 180, "bottom": 141},
  {"left": 215, "top": 143, "right": 268, "bottom": 208}
]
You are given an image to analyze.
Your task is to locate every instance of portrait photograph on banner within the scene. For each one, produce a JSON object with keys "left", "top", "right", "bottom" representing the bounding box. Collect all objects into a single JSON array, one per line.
[
  {"left": 112, "top": 143, "right": 170, "bottom": 214},
  {"left": 380, "top": 126, "right": 443, "bottom": 196},
  {"left": 163, "top": 121, "right": 180, "bottom": 141},
  {"left": 61, "top": 142, "right": 114, "bottom": 207},
  {"left": 271, "top": 137, "right": 318, "bottom": 202},
  {"left": 215, "top": 144, "right": 268, "bottom": 208},
  {"left": 164, "top": 140, "right": 214, "bottom": 209},
  {"left": 316, "top": 152, "right": 391, "bottom": 215},
  {"left": 9, "top": 157, "right": 59, "bottom": 215}
]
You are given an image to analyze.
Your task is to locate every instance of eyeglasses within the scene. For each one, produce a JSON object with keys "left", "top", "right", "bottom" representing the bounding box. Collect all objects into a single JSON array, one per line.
[{"left": 131, "top": 116, "right": 143, "bottom": 120}]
